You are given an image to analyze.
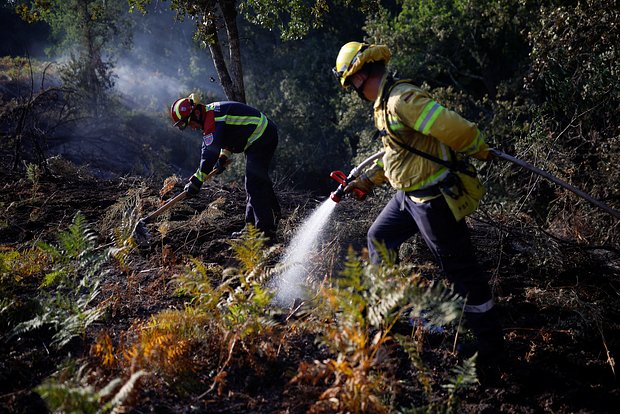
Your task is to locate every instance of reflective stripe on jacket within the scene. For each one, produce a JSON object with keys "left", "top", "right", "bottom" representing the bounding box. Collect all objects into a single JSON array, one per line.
[
  {"left": 204, "top": 101, "right": 268, "bottom": 154},
  {"left": 373, "top": 76, "right": 488, "bottom": 192},
  {"left": 194, "top": 101, "right": 271, "bottom": 183}
]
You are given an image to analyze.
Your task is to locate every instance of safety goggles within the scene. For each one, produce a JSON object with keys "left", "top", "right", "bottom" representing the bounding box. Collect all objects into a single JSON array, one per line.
[{"left": 332, "top": 67, "right": 353, "bottom": 90}]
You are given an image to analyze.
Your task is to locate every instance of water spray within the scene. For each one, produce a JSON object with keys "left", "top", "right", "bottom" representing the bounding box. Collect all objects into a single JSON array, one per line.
[
  {"left": 274, "top": 199, "right": 338, "bottom": 306},
  {"left": 330, "top": 150, "right": 385, "bottom": 203},
  {"left": 274, "top": 151, "right": 387, "bottom": 307}
]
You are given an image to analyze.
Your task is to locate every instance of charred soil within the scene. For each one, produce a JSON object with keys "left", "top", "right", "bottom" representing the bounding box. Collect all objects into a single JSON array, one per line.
[{"left": 1, "top": 158, "right": 619, "bottom": 413}]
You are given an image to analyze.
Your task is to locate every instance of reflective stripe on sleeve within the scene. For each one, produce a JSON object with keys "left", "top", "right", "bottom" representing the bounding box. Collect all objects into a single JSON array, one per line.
[
  {"left": 414, "top": 101, "right": 444, "bottom": 135},
  {"left": 388, "top": 112, "right": 406, "bottom": 133},
  {"left": 461, "top": 128, "right": 485, "bottom": 155},
  {"left": 464, "top": 298, "right": 495, "bottom": 314},
  {"left": 244, "top": 113, "right": 268, "bottom": 150}
]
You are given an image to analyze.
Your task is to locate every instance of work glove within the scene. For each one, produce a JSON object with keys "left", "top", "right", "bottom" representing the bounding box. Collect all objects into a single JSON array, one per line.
[
  {"left": 214, "top": 155, "right": 230, "bottom": 175},
  {"left": 344, "top": 173, "right": 375, "bottom": 201},
  {"left": 472, "top": 144, "right": 496, "bottom": 161},
  {"left": 184, "top": 175, "right": 202, "bottom": 197}
]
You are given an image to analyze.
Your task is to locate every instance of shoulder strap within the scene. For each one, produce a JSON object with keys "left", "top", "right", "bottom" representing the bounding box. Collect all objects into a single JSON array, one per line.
[{"left": 379, "top": 77, "right": 468, "bottom": 173}]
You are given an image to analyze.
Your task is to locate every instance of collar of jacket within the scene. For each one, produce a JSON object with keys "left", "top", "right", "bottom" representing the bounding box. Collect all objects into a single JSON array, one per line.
[{"left": 373, "top": 73, "right": 393, "bottom": 111}]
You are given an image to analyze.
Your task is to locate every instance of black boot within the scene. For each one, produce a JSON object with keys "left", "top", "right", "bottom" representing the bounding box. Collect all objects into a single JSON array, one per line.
[{"left": 464, "top": 307, "right": 505, "bottom": 385}]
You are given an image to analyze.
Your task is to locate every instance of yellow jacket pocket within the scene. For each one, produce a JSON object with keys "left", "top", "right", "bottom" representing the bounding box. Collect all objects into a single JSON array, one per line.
[{"left": 439, "top": 168, "right": 486, "bottom": 222}]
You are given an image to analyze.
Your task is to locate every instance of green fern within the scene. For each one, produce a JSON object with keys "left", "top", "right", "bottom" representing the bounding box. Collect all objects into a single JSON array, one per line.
[
  {"left": 35, "top": 360, "right": 146, "bottom": 413},
  {"left": 394, "top": 333, "right": 434, "bottom": 396},
  {"left": 150, "top": 233, "right": 279, "bottom": 395},
  {"left": 25, "top": 162, "right": 41, "bottom": 197},
  {"left": 303, "top": 248, "right": 468, "bottom": 413},
  {"left": 57, "top": 212, "right": 98, "bottom": 260},
  {"left": 174, "top": 258, "right": 228, "bottom": 310},
  {"left": 442, "top": 354, "right": 478, "bottom": 410},
  {"left": 9, "top": 212, "right": 109, "bottom": 348},
  {"left": 38, "top": 212, "right": 99, "bottom": 288},
  {"left": 228, "top": 224, "right": 269, "bottom": 274}
]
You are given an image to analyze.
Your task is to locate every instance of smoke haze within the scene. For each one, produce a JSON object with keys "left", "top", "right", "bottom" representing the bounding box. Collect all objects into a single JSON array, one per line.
[{"left": 115, "top": 5, "right": 223, "bottom": 111}]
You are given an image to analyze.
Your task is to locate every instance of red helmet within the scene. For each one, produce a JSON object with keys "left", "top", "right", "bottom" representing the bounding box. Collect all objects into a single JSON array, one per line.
[{"left": 170, "top": 97, "right": 194, "bottom": 129}]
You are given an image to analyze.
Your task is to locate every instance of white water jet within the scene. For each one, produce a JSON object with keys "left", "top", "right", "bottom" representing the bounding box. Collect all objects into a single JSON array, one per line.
[{"left": 274, "top": 199, "right": 338, "bottom": 306}]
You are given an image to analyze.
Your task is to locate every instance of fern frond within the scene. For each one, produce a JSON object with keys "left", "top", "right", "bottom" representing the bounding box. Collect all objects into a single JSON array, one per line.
[
  {"left": 35, "top": 360, "right": 146, "bottom": 414},
  {"left": 104, "top": 370, "right": 147, "bottom": 414},
  {"left": 404, "top": 280, "right": 464, "bottom": 328},
  {"left": 228, "top": 224, "right": 267, "bottom": 273},
  {"left": 57, "top": 212, "right": 97, "bottom": 259},
  {"left": 442, "top": 354, "right": 478, "bottom": 393},
  {"left": 9, "top": 212, "right": 109, "bottom": 349},
  {"left": 97, "top": 378, "right": 123, "bottom": 399}
]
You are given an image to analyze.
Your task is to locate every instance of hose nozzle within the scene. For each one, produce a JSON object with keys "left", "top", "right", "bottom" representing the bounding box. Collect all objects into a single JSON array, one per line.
[
  {"left": 330, "top": 170, "right": 366, "bottom": 203},
  {"left": 328, "top": 150, "right": 385, "bottom": 204}
]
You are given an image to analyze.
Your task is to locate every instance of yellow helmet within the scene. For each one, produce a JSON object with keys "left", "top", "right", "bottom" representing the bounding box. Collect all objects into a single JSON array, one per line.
[{"left": 333, "top": 41, "right": 391, "bottom": 88}]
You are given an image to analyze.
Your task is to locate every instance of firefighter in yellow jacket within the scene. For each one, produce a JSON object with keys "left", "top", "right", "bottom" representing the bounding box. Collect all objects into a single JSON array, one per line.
[{"left": 333, "top": 41, "right": 504, "bottom": 379}]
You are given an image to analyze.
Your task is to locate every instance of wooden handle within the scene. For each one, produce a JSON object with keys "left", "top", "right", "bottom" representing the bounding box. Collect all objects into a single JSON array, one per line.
[
  {"left": 144, "top": 191, "right": 188, "bottom": 223},
  {"left": 143, "top": 169, "right": 220, "bottom": 223}
]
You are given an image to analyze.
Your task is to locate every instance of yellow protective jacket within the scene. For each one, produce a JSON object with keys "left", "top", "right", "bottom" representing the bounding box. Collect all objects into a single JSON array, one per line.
[{"left": 371, "top": 75, "right": 488, "bottom": 192}]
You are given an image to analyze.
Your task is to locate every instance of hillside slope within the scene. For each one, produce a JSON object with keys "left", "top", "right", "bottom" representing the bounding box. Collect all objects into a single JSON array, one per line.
[{"left": 1, "top": 156, "right": 619, "bottom": 413}]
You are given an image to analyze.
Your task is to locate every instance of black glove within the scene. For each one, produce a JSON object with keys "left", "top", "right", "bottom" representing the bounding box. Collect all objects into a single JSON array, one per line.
[
  {"left": 214, "top": 155, "right": 229, "bottom": 175},
  {"left": 184, "top": 176, "right": 202, "bottom": 197}
]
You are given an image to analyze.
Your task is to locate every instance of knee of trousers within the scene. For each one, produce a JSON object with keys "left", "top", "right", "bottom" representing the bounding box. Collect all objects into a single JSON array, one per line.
[{"left": 367, "top": 222, "right": 392, "bottom": 247}]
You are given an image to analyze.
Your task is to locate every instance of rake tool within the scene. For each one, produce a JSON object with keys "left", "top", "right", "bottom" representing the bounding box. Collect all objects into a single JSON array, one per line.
[
  {"left": 132, "top": 169, "right": 219, "bottom": 246},
  {"left": 490, "top": 149, "right": 620, "bottom": 220}
]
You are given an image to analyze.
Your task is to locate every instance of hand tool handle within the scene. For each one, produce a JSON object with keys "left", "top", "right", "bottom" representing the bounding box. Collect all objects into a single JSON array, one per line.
[
  {"left": 143, "top": 169, "right": 220, "bottom": 223},
  {"left": 142, "top": 191, "right": 188, "bottom": 223}
]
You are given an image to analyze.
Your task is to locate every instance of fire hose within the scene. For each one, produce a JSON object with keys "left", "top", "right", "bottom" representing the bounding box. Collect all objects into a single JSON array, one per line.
[
  {"left": 330, "top": 150, "right": 385, "bottom": 202},
  {"left": 329, "top": 148, "right": 620, "bottom": 221},
  {"left": 490, "top": 149, "right": 620, "bottom": 220}
]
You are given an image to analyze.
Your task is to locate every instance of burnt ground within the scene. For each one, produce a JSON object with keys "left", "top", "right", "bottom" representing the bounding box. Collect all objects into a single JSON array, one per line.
[{"left": 1, "top": 156, "right": 619, "bottom": 414}]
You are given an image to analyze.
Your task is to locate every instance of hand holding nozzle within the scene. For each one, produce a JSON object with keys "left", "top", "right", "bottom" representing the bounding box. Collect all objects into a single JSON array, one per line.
[
  {"left": 344, "top": 173, "right": 375, "bottom": 200},
  {"left": 329, "top": 171, "right": 374, "bottom": 202},
  {"left": 329, "top": 150, "right": 386, "bottom": 203}
]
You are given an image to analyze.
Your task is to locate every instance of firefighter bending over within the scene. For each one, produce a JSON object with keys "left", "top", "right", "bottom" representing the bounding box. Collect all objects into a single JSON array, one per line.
[
  {"left": 170, "top": 95, "right": 281, "bottom": 241},
  {"left": 333, "top": 41, "right": 504, "bottom": 381}
]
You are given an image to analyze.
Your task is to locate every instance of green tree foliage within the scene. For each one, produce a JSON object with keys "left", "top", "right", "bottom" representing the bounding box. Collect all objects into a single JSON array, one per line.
[
  {"left": 516, "top": 0, "right": 620, "bottom": 242},
  {"left": 527, "top": 0, "right": 619, "bottom": 127},
  {"left": 240, "top": 0, "right": 379, "bottom": 40},
  {"left": 365, "top": 0, "right": 548, "bottom": 98},
  {"left": 243, "top": 31, "right": 355, "bottom": 190},
  {"left": 127, "top": 0, "right": 379, "bottom": 103},
  {"left": 128, "top": 0, "right": 248, "bottom": 102},
  {"left": 16, "top": 0, "right": 132, "bottom": 116}
]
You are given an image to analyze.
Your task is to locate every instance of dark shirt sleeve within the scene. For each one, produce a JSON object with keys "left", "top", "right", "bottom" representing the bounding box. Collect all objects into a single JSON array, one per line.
[{"left": 192, "top": 123, "right": 224, "bottom": 184}]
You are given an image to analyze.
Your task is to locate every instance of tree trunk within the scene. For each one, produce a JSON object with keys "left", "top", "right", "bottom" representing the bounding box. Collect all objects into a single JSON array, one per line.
[
  {"left": 220, "top": 0, "right": 245, "bottom": 103},
  {"left": 204, "top": 15, "right": 238, "bottom": 101}
]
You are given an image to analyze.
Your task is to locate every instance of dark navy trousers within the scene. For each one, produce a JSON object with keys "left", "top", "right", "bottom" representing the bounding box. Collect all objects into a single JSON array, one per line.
[
  {"left": 368, "top": 191, "right": 503, "bottom": 359},
  {"left": 244, "top": 121, "right": 281, "bottom": 234},
  {"left": 368, "top": 191, "right": 492, "bottom": 307}
]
